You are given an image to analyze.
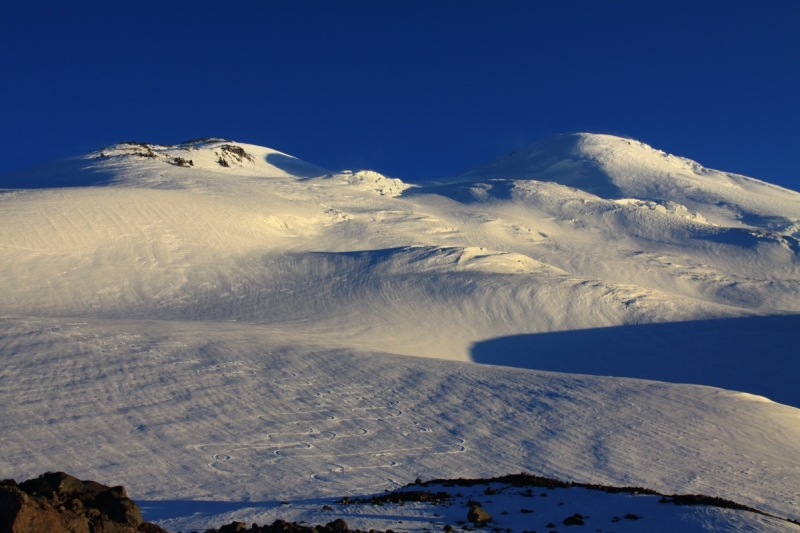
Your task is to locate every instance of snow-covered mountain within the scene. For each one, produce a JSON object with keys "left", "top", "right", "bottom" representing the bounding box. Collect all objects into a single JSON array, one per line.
[
  {"left": 463, "top": 133, "right": 800, "bottom": 234},
  {"left": 1, "top": 134, "right": 798, "bottom": 530}
]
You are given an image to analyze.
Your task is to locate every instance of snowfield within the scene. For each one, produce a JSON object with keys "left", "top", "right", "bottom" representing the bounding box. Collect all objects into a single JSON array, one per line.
[{"left": 1, "top": 134, "right": 798, "bottom": 531}]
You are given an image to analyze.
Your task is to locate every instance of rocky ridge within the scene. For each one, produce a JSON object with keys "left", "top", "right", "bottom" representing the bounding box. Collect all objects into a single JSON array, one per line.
[
  {"left": 197, "top": 473, "right": 800, "bottom": 533},
  {"left": 4, "top": 472, "right": 800, "bottom": 533},
  {"left": 0, "top": 472, "right": 167, "bottom": 533}
]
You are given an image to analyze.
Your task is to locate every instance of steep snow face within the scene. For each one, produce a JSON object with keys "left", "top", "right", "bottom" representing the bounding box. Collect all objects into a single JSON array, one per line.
[{"left": 461, "top": 133, "right": 800, "bottom": 236}]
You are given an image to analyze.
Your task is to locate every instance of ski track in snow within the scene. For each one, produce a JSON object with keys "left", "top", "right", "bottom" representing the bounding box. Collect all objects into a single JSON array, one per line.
[{"left": 189, "top": 376, "right": 464, "bottom": 482}]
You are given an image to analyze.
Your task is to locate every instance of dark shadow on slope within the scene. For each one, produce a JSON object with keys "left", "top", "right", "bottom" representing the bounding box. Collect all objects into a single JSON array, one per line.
[
  {"left": 695, "top": 227, "right": 800, "bottom": 254},
  {"left": 306, "top": 247, "right": 415, "bottom": 271},
  {"left": 310, "top": 246, "right": 483, "bottom": 269},
  {"left": 139, "top": 500, "right": 278, "bottom": 522},
  {"left": 400, "top": 179, "right": 516, "bottom": 203},
  {"left": 139, "top": 497, "right": 427, "bottom": 527},
  {"left": 460, "top": 134, "right": 627, "bottom": 199},
  {"left": 471, "top": 314, "right": 800, "bottom": 408},
  {"left": 140, "top": 498, "right": 324, "bottom": 525},
  {"left": 266, "top": 153, "right": 329, "bottom": 178},
  {"left": 0, "top": 157, "right": 119, "bottom": 189},
  {"left": 695, "top": 227, "right": 769, "bottom": 248}
]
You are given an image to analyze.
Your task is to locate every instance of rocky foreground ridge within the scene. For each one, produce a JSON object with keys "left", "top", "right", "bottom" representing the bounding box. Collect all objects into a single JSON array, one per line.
[
  {"left": 4, "top": 472, "right": 800, "bottom": 533},
  {"left": 169, "top": 472, "right": 800, "bottom": 532},
  {"left": 0, "top": 472, "right": 166, "bottom": 533}
]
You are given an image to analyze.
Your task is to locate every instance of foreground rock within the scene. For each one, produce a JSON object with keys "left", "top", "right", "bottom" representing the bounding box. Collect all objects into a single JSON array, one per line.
[
  {"left": 0, "top": 471, "right": 167, "bottom": 533},
  {"left": 466, "top": 502, "right": 491, "bottom": 524}
]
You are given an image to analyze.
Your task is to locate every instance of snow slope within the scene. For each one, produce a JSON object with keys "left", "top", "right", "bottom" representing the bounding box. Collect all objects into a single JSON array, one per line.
[{"left": 1, "top": 134, "right": 798, "bottom": 530}]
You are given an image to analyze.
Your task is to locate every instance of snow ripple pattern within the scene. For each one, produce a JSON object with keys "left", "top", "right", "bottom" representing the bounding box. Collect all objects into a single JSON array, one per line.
[{"left": 188, "top": 372, "right": 464, "bottom": 489}]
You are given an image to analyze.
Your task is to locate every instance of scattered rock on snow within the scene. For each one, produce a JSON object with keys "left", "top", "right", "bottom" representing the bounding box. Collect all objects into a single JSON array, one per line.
[
  {"left": 466, "top": 505, "right": 491, "bottom": 524},
  {"left": 219, "top": 521, "right": 248, "bottom": 532},
  {"left": 328, "top": 518, "right": 349, "bottom": 532},
  {"left": 562, "top": 513, "right": 585, "bottom": 526}
]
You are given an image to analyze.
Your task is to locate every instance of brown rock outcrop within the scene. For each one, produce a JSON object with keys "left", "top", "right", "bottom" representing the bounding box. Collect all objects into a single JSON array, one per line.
[{"left": 0, "top": 472, "right": 166, "bottom": 533}]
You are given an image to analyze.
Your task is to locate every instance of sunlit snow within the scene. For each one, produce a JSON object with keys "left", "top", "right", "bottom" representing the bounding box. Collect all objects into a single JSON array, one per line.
[{"left": 1, "top": 134, "right": 798, "bottom": 531}]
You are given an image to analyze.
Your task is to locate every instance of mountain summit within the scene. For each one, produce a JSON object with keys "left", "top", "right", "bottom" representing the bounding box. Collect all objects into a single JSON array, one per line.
[
  {"left": 461, "top": 133, "right": 800, "bottom": 234},
  {"left": 0, "top": 138, "right": 331, "bottom": 189}
]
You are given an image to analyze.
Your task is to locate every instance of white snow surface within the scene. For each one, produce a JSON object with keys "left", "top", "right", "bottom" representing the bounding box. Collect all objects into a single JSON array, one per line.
[{"left": 1, "top": 134, "right": 799, "bottom": 530}]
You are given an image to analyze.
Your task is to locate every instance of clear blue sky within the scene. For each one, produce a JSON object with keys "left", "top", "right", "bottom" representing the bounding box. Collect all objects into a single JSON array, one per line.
[{"left": 2, "top": 1, "right": 798, "bottom": 190}]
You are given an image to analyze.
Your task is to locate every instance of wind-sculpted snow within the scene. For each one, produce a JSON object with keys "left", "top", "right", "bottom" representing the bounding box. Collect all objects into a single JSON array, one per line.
[
  {"left": 613, "top": 198, "right": 712, "bottom": 224},
  {"left": 1, "top": 317, "right": 799, "bottom": 523},
  {"left": 1, "top": 133, "right": 799, "bottom": 530},
  {"left": 325, "top": 170, "right": 411, "bottom": 197}
]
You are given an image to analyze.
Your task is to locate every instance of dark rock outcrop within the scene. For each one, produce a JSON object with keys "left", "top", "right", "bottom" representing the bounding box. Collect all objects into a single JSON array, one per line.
[
  {"left": 466, "top": 504, "right": 491, "bottom": 524},
  {"left": 0, "top": 472, "right": 166, "bottom": 533},
  {"left": 563, "top": 513, "right": 585, "bottom": 525},
  {"left": 328, "top": 519, "right": 348, "bottom": 532},
  {"left": 204, "top": 518, "right": 378, "bottom": 533},
  {"left": 219, "top": 522, "right": 248, "bottom": 532},
  {"left": 341, "top": 490, "right": 451, "bottom": 507}
]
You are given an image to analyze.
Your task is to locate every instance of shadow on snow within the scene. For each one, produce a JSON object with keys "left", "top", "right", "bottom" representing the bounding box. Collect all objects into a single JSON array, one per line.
[
  {"left": 138, "top": 497, "right": 422, "bottom": 527},
  {"left": 471, "top": 314, "right": 800, "bottom": 408},
  {"left": 0, "top": 157, "right": 119, "bottom": 189},
  {"left": 266, "top": 153, "right": 329, "bottom": 178}
]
